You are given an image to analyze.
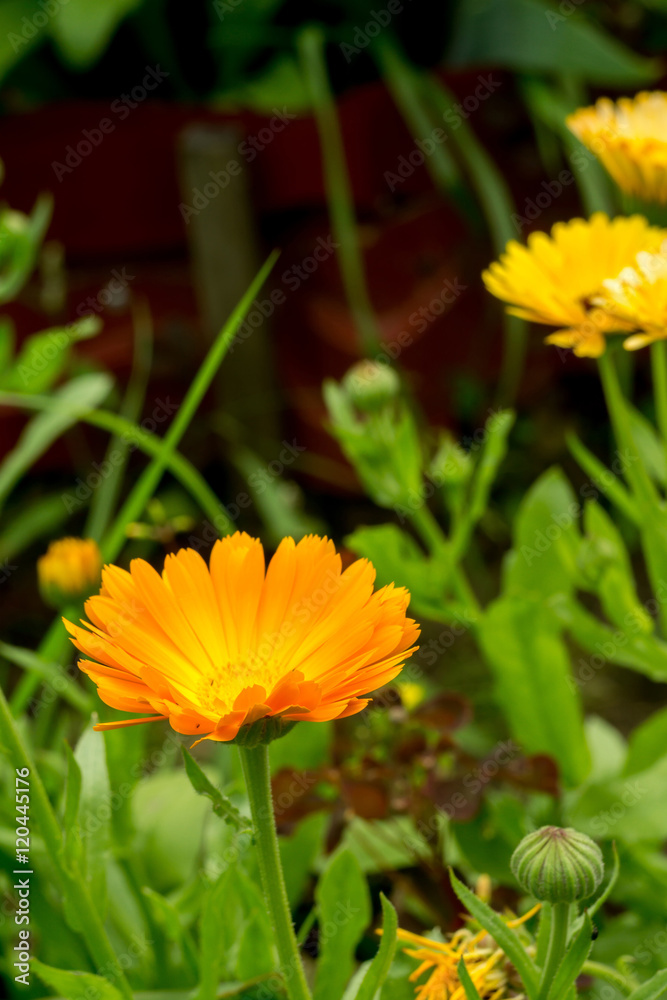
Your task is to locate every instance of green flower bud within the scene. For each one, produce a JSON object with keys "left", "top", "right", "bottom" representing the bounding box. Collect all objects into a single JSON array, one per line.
[
  {"left": 511, "top": 826, "right": 604, "bottom": 904},
  {"left": 342, "top": 361, "right": 400, "bottom": 412}
]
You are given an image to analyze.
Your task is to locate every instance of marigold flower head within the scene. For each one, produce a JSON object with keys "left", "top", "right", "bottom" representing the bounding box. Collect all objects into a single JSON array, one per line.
[
  {"left": 395, "top": 904, "right": 540, "bottom": 1000},
  {"left": 38, "top": 537, "right": 102, "bottom": 608},
  {"left": 594, "top": 248, "right": 667, "bottom": 350},
  {"left": 482, "top": 213, "right": 666, "bottom": 357},
  {"left": 64, "top": 532, "right": 419, "bottom": 745},
  {"left": 567, "top": 93, "right": 667, "bottom": 204}
]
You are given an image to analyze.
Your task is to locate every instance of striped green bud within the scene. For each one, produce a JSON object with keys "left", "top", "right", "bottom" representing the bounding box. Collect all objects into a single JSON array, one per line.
[{"left": 511, "top": 826, "right": 604, "bottom": 903}]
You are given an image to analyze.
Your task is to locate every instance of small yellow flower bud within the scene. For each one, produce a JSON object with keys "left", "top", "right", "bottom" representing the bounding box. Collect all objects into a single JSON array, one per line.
[{"left": 38, "top": 538, "right": 102, "bottom": 609}]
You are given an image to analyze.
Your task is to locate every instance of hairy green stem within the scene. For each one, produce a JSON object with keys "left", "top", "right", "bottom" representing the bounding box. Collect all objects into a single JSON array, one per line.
[
  {"left": 537, "top": 902, "right": 569, "bottom": 1000},
  {"left": 238, "top": 745, "right": 312, "bottom": 1000}
]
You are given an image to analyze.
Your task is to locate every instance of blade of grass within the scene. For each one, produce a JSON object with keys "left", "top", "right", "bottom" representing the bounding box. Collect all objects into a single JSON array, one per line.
[{"left": 298, "top": 26, "right": 381, "bottom": 357}]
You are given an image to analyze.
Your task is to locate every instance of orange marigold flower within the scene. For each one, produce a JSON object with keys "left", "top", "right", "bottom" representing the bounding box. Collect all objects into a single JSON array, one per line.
[
  {"left": 567, "top": 93, "right": 667, "bottom": 205},
  {"left": 64, "top": 532, "right": 420, "bottom": 744},
  {"left": 482, "top": 213, "right": 665, "bottom": 357}
]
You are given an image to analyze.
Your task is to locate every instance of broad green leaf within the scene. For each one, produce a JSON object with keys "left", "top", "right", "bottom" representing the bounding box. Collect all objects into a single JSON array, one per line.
[
  {"left": 625, "top": 706, "right": 667, "bottom": 776},
  {"left": 449, "top": 871, "right": 539, "bottom": 996},
  {"left": 549, "top": 594, "right": 667, "bottom": 683},
  {"left": 567, "top": 755, "right": 667, "bottom": 843},
  {"left": 0, "top": 372, "right": 113, "bottom": 509},
  {"left": 32, "top": 960, "right": 124, "bottom": 1000},
  {"left": 50, "top": 0, "right": 142, "bottom": 68},
  {"left": 546, "top": 913, "right": 593, "bottom": 1000},
  {"left": 194, "top": 871, "right": 233, "bottom": 1000},
  {"left": 5, "top": 315, "right": 102, "bottom": 394},
  {"left": 182, "top": 747, "right": 252, "bottom": 833},
  {"left": 627, "top": 969, "right": 667, "bottom": 1000},
  {"left": 582, "top": 501, "right": 652, "bottom": 634},
  {"left": 478, "top": 596, "right": 590, "bottom": 786},
  {"left": 446, "top": 0, "right": 659, "bottom": 84},
  {"left": 74, "top": 724, "right": 111, "bottom": 912},
  {"left": 314, "top": 849, "right": 372, "bottom": 1000},
  {"left": 584, "top": 716, "right": 626, "bottom": 783},
  {"left": 0, "top": 195, "right": 52, "bottom": 303},
  {"left": 280, "top": 812, "right": 327, "bottom": 910},
  {"left": 133, "top": 769, "right": 211, "bottom": 892},
  {"left": 63, "top": 741, "right": 82, "bottom": 868},
  {"left": 504, "top": 468, "right": 582, "bottom": 599},
  {"left": 350, "top": 894, "right": 398, "bottom": 1000}
]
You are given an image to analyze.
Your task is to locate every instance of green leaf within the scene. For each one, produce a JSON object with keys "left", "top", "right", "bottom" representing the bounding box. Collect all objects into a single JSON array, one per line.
[
  {"left": 504, "top": 468, "right": 582, "bottom": 600},
  {"left": 582, "top": 501, "right": 652, "bottom": 634},
  {"left": 50, "top": 0, "right": 142, "bottom": 68},
  {"left": 628, "top": 407, "right": 667, "bottom": 487},
  {"left": 349, "top": 894, "right": 398, "bottom": 1000},
  {"left": 63, "top": 741, "right": 82, "bottom": 868},
  {"left": 446, "top": 0, "right": 659, "bottom": 84},
  {"left": 280, "top": 812, "right": 327, "bottom": 910},
  {"left": 546, "top": 913, "right": 593, "bottom": 1000},
  {"left": 625, "top": 706, "right": 667, "bottom": 776},
  {"left": 566, "top": 432, "right": 640, "bottom": 525},
  {"left": 74, "top": 723, "right": 111, "bottom": 911},
  {"left": 455, "top": 408, "right": 514, "bottom": 550},
  {"left": 32, "top": 960, "right": 124, "bottom": 1000},
  {"left": 182, "top": 747, "right": 252, "bottom": 833},
  {"left": 626, "top": 969, "right": 667, "bottom": 1000},
  {"left": 549, "top": 593, "right": 667, "bottom": 683},
  {"left": 457, "top": 957, "right": 483, "bottom": 1000},
  {"left": 567, "top": 756, "right": 667, "bottom": 843},
  {"left": 478, "top": 595, "right": 590, "bottom": 786},
  {"left": 314, "top": 849, "right": 372, "bottom": 1000},
  {"left": 5, "top": 315, "right": 102, "bottom": 394},
  {"left": 449, "top": 870, "right": 539, "bottom": 997},
  {"left": 0, "top": 372, "right": 113, "bottom": 509},
  {"left": 194, "top": 872, "right": 233, "bottom": 1000}
]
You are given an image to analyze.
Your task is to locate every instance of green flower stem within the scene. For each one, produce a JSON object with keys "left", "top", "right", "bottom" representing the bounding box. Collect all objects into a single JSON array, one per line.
[
  {"left": 651, "top": 340, "right": 667, "bottom": 466},
  {"left": 0, "top": 686, "right": 133, "bottom": 1000},
  {"left": 298, "top": 26, "right": 381, "bottom": 357},
  {"left": 409, "top": 504, "right": 481, "bottom": 618},
  {"left": 597, "top": 350, "right": 658, "bottom": 507},
  {"left": 536, "top": 902, "right": 569, "bottom": 1000},
  {"left": 238, "top": 745, "right": 312, "bottom": 1000}
]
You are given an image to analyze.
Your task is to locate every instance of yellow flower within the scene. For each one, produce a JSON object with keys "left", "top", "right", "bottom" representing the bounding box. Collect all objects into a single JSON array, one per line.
[
  {"left": 482, "top": 213, "right": 665, "bottom": 357},
  {"left": 595, "top": 249, "right": 667, "bottom": 350},
  {"left": 38, "top": 538, "right": 102, "bottom": 608},
  {"left": 567, "top": 93, "right": 667, "bottom": 204},
  {"left": 396, "top": 904, "right": 540, "bottom": 1000},
  {"left": 64, "top": 532, "right": 420, "bottom": 744}
]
